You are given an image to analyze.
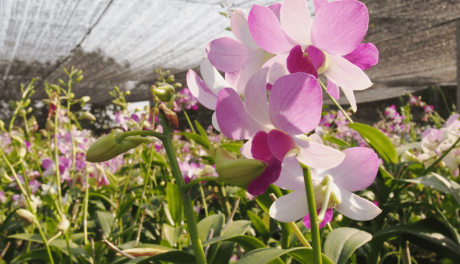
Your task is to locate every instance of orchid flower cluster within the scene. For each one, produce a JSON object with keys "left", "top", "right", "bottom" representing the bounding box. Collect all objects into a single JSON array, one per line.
[{"left": 187, "top": 0, "right": 381, "bottom": 228}]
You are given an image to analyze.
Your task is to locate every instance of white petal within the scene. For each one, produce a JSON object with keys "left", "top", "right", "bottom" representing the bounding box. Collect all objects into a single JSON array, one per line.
[
  {"left": 295, "top": 137, "right": 345, "bottom": 170},
  {"left": 200, "top": 57, "right": 230, "bottom": 95},
  {"left": 239, "top": 139, "right": 253, "bottom": 159},
  {"left": 280, "top": 0, "right": 312, "bottom": 45},
  {"left": 244, "top": 68, "right": 272, "bottom": 127},
  {"left": 324, "top": 54, "right": 373, "bottom": 92},
  {"left": 212, "top": 111, "right": 220, "bottom": 131},
  {"left": 264, "top": 54, "right": 289, "bottom": 84},
  {"left": 308, "top": 133, "right": 323, "bottom": 144},
  {"left": 235, "top": 49, "right": 270, "bottom": 94},
  {"left": 335, "top": 189, "right": 381, "bottom": 221},
  {"left": 274, "top": 156, "right": 305, "bottom": 191},
  {"left": 231, "top": 10, "right": 259, "bottom": 50},
  {"left": 269, "top": 190, "right": 309, "bottom": 222},
  {"left": 342, "top": 86, "right": 357, "bottom": 112}
]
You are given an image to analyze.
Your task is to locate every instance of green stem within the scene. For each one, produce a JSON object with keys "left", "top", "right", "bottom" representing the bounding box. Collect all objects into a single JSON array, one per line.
[
  {"left": 115, "top": 130, "right": 164, "bottom": 142},
  {"left": 84, "top": 167, "right": 89, "bottom": 245},
  {"left": 199, "top": 184, "right": 208, "bottom": 217},
  {"left": 302, "top": 166, "right": 322, "bottom": 264},
  {"left": 53, "top": 102, "right": 64, "bottom": 214},
  {"left": 420, "top": 136, "right": 460, "bottom": 175},
  {"left": 318, "top": 80, "right": 354, "bottom": 124},
  {"left": 183, "top": 176, "right": 220, "bottom": 194},
  {"left": 1, "top": 150, "right": 54, "bottom": 264},
  {"left": 160, "top": 113, "right": 207, "bottom": 264},
  {"left": 183, "top": 110, "right": 196, "bottom": 134},
  {"left": 288, "top": 222, "right": 312, "bottom": 248}
]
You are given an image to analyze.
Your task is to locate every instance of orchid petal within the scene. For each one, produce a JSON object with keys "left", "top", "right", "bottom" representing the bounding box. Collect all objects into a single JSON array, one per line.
[
  {"left": 303, "top": 208, "right": 333, "bottom": 229},
  {"left": 225, "top": 70, "right": 241, "bottom": 89},
  {"left": 335, "top": 190, "right": 382, "bottom": 221},
  {"left": 308, "top": 133, "right": 323, "bottom": 144},
  {"left": 342, "top": 86, "right": 358, "bottom": 112},
  {"left": 207, "top": 37, "right": 256, "bottom": 72},
  {"left": 211, "top": 111, "right": 220, "bottom": 131},
  {"left": 295, "top": 137, "right": 345, "bottom": 169},
  {"left": 244, "top": 67, "right": 272, "bottom": 126},
  {"left": 328, "top": 147, "right": 379, "bottom": 192},
  {"left": 251, "top": 131, "right": 273, "bottom": 162},
  {"left": 248, "top": 4, "right": 296, "bottom": 54},
  {"left": 286, "top": 45, "right": 318, "bottom": 77},
  {"left": 264, "top": 54, "right": 289, "bottom": 84},
  {"left": 312, "top": 1, "right": 369, "bottom": 55},
  {"left": 186, "top": 69, "right": 218, "bottom": 110},
  {"left": 200, "top": 57, "right": 230, "bottom": 95},
  {"left": 306, "top": 45, "right": 326, "bottom": 71},
  {"left": 324, "top": 54, "right": 373, "bottom": 92},
  {"left": 313, "top": 0, "right": 328, "bottom": 13},
  {"left": 267, "top": 129, "right": 296, "bottom": 161},
  {"left": 216, "top": 88, "right": 268, "bottom": 140},
  {"left": 343, "top": 43, "right": 379, "bottom": 71},
  {"left": 240, "top": 139, "right": 253, "bottom": 159},
  {"left": 235, "top": 49, "right": 271, "bottom": 94},
  {"left": 269, "top": 190, "right": 309, "bottom": 222},
  {"left": 326, "top": 79, "right": 340, "bottom": 99},
  {"left": 273, "top": 156, "right": 305, "bottom": 191},
  {"left": 280, "top": 0, "right": 311, "bottom": 45},
  {"left": 231, "top": 10, "right": 259, "bottom": 50},
  {"left": 248, "top": 157, "right": 282, "bottom": 196},
  {"left": 268, "top": 3, "right": 281, "bottom": 21},
  {"left": 269, "top": 73, "right": 322, "bottom": 135}
]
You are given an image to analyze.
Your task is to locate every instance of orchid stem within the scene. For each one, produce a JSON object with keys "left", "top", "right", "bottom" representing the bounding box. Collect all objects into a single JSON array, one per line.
[
  {"left": 318, "top": 80, "right": 354, "bottom": 124},
  {"left": 84, "top": 166, "right": 89, "bottom": 245},
  {"left": 302, "top": 165, "right": 322, "bottom": 264},
  {"left": 160, "top": 112, "right": 207, "bottom": 264},
  {"left": 183, "top": 110, "right": 196, "bottom": 134}
]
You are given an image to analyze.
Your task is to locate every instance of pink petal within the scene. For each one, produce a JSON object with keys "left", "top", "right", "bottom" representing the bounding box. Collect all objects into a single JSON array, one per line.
[
  {"left": 269, "top": 190, "right": 309, "bottom": 222},
  {"left": 313, "top": 0, "right": 328, "bottom": 12},
  {"left": 273, "top": 156, "right": 305, "bottom": 191},
  {"left": 251, "top": 131, "right": 273, "bottom": 162},
  {"left": 248, "top": 157, "right": 282, "bottom": 196},
  {"left": 207, "top": 37, "right": 256, "bottom": 72},
  {"left": 268, "top": 3, "right": 281, "bottom": 21},
  {"left": 335, "top": 190, "right": 381, "bottom": 221},
  {"left": 306, "top": 45, "right": 326, "bottom": 71},
  {"left": 323, "top": 54, "right": 373, "bottom": 91},
  {"left": 248, "top": 4, "right": 296, "bottom": 54},
  {"left": 328, "top": 147, "right": 379, "bottom": 192},
  {"left": 343, "top": 43, "right": 379, "bottom": 71},
  {"left": 286, "top": 45, "right": 318, "bottom": 77},
  {"left": 231, "top": 10, "right": 259, "bottom": 50},
  {"left": 326, "top": 80, "right": 340, "bottom": 99},
  {"left": 244, "top": 67, "right": 272, "bottom": 126},
  {"left": 269, "top": 73, "right": 322, "bottom": 135},
  {"left": 264, "top": 54, "right": 289, "bottom": 84},
  {"left": 267, "top": 129, "right": 296, "bottom": 161},
  {"left": 186, "top": 69, "right": 218, "bottom": 110},
  {"left": 303, "top": 208, "right": 333, "bottom": 229},
  {"left": 240, "top": 139, "right": 253, "bottom": 159},
  {"left": 295, "top": 137, "right": 346, "bottom": 169},
  {"left": 266, "top": 83, "right": 273, "bottom": 90},
  {"left": 225, "top": 70, "right": 241, "bottom": 89},
  {"left": 280, "top": 0, "right": 312, "bottom": 45},
  {"left": 216, "top": 88, "right": 268, "bottom": 140},
  {"left": 311, "top": 1, "right": 369, "bottom": 55},
  {"left": 234, "top": 49, "right": 271, "bottom": 94}
]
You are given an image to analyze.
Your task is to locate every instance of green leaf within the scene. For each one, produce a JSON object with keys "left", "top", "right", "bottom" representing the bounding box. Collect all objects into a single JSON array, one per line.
[
  {"left": 124, "top": 251, "right": 196, "bottom": 264},
  {"left": 220, "top": 143, "right": 244, "bottom": 153},
  {"left": 162, "top": 223, "right": 183, "bottom": 246},
  {"left": 8, "top": 233, "right": 90, "bottom": 259},
  {"left": 11, "top": 249, "right": 55, "bottom": 264},
  {"left": 97, "top": 210, "right": 115, "bottom": 237},
  {"left": 194, "top": 120, "right": 208, "bottom": 140},
  {"left": 371, "top": 217, "right": 460, "bottom": 261},
  {"left": 89, "top": 192, "right": 117, "bottom": 208},
  {"left": 197, "top": 214, "right": 224, "bottom": 242},
  {"left": 323, "top": 228, "right": 372, "bottom": 264},
  {"left": 235, "top": 247, "right": 334, "bottom": 264},
  {"left": 213, "top": 220, "right": 253, "bottom": 263},
  {"left": 348, "top": 123, "right": 398, "bottom": 164},
  {"left": 176, "top": 132, "right": 209, "bottom": 149},
  {"left": 166, "top": 183, "right": 183, "bottom": 225},
  {"left": 223, "top": 220, "right": 252, "bottom": 237},
  {"left": 399, "top": 173, "right": 460, "bottom": 206},
  {"left": 247, "top": 211, "right": 270, "bottom": 243},
  {"left": 202, "top": 235, "right": 266, "bottom": 252},
  {"left": 323, "top": 136, "right": 350, "bottom": 147}
]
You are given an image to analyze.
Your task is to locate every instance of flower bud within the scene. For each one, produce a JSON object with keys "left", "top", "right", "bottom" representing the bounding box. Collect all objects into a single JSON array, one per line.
[
  {"left": 57, "top": 217, "right": 70, "bottom": 233},
  {"left": 16, "top": 209, "right": 36, "bottom": 226},
  {"left": 81, "top": 96, "right": 91, "bottom": 104},
  {"left": 86, "top": 133, "right": 152, "bottom": 162},
  {"left": 75, "top": 75, "right": 84, "bottom": 82},
  {"left": 152, "top": 83, "right": 176, "bottom": 102},
  {"left": 18, "top": 147, "right": 27, "bottom": 158},
  {"left": 0, "top": 168, "right": 12, "bottom": 184},
  {"left": 159, "top": 104, "right": 178, "bottom": 128},
  {"left": 125, "top": 90, "right": 131, "bottom": 96},
  {"left": 10, "top": 134, "right": 24, "bottom": 145},
  {"left": 210, "top": 144, "right": 267, "bottom": 186},
  {"left": 79, "top": 112, "right": 97, "bottom": 121}
]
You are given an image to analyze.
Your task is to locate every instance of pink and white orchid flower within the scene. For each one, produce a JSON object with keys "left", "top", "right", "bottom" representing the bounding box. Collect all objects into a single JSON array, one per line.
[
  {"left": 216, "top": 68, "right": 344, "bottom": 195},
  {"left": 206, "top": 6, "right": 280, "bottom": 92},
  {"left": 248, "top": 0, "right": 377, "bottom": 111},
  {"left": 269, "top": 146, "right": 381, "bottom": 225},
  {"left": 186, "top": 57, "right": 241, "bottom": 131}
]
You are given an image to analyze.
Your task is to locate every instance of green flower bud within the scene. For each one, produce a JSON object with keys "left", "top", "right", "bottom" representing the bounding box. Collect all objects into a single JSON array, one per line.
[
  {"left": 0, "top": 119, "right": 4, "bottom": 131},
  {"left": 0, "top": 168, "right": 12, "bottom": 184},
  {"left": 152, "top": 83, "right": 176, "bottom": 102},
  {"left": 76, "top": 75, "right": 84, "bottom": 82},
  {"left": 18, "top": 147, "right": 26, "bottom": 158},
  {"left": 16, "top": 209, "right": 36, "bottom": 226},
  {"left": 81, "top": 96, "right": 91, "bottom": 104},
  {"left": 86, "top": 133, "right": 152, "bottom": 162},
  {"left": 79, "top": 112, "right": 97, "bottom": 121},
  {"left": 210, "top": 144, "right": 267, "bottom": 186},
  {"left": 57, "top": 217, "right": 70, "bottom": 233},
  {"left": 10, "top": 134, "right": 24, "bottom": 145}
]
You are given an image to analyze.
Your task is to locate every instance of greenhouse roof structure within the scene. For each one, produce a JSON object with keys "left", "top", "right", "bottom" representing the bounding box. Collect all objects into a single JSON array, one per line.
[{"left": 0, "top": 0, "right": 459, "bottom": 106}]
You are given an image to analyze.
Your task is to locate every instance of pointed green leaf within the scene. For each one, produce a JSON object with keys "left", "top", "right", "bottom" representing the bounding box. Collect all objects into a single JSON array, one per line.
[
  {"left": 175, "top": 132, "right": 209, "bottom": 149},
  {"left": 96, "top": 211, "right": 115, "bottom": 237},
  {"left": 247, "top": 211, "right": 270, "bottom": 243},
  {"left": 166, "top": 183, "right": 183, "bottom": 225},
  {"left": 323, "top": 228, "right": 372, "bottom": 264},
  {"left": 194, "top": 120, "right": 208, "bottom": 140},
  {"left": 235, "top": 247, "right": 333, "bottom": 264},
  {"left": 323, "top": 136, "right": 350, "bottom": 147}
]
